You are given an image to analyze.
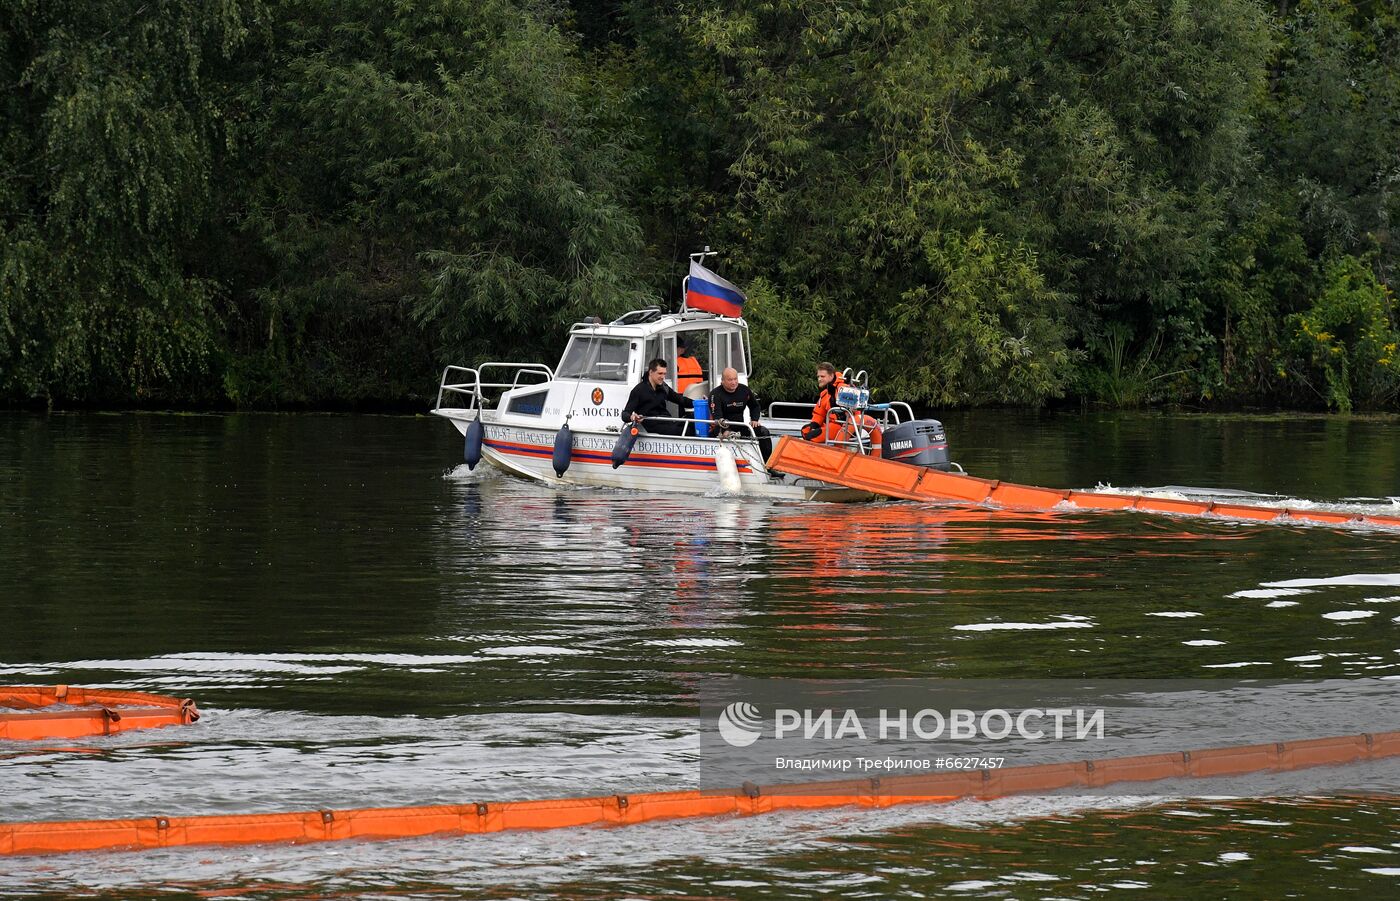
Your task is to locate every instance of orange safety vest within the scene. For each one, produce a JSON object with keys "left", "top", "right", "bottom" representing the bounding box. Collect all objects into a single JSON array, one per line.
[
  {"left": 675, "top": 353, "right": 703, "bottom": 394},
  {"left": 810, "top": 373, "right": 881, "bottom": 447},
  {"left": 809, "top": 373, "right": 846, "bottom": 442}
]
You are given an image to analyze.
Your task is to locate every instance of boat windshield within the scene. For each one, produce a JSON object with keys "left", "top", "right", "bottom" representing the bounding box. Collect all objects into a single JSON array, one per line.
[{"left": 557, "top": 336, "right": 631, "bottom": 381}]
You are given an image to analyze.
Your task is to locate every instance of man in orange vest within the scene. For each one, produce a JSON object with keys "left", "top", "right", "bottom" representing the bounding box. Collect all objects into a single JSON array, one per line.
[
  {"left": 675, "top": 336, "right": 704, "bottom": 396},
  {"left": 801, "top": 362, "right": 845, "bottom": 442},
  {"left": 800, "top": 362, "right": 882, "bottom": 448}
]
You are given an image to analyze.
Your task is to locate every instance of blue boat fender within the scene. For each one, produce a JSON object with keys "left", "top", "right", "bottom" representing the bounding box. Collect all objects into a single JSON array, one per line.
[
  {"left": 612, "top": 422, "right": 641, "bottom": 468},
  {"left": 552, "top": 424, "right": 573, "bottom": 477},
  {"left": 464, "top": 418, "right": 485, "bottom": 469}
]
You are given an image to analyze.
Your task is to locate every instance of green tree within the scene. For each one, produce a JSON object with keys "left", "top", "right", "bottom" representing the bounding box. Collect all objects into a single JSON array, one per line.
[
  {"left": 1263, "top": 1, "right": 1400, "bottom": 269},
  {"left": 5, "top": 0, "right": 1400, "bottom": 411},
  {"left": 1289, "top": 254, "right": 1400, "bottom": 410},
  {"left": 741, "top": 278, "right": 829, "bottom": 403},
  {"left": 977, "top": 0, "right": 1272, "bottom": 403},
  {"left": 0, "top": 0, "right": 263, "bottom": 403},
  {"left": 677, "top": 0, "right": 1074, "bottom": 405},
  {"left": 1203, "top": 0, "right": 1400, "bottom": 408},
  {"left": 227, "top": 0, "right": 653, "bottom": 403}
]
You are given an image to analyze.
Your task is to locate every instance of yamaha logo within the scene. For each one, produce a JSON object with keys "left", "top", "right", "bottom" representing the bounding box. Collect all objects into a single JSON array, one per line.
[{"left": 591, "top": 388, "right": 604, "bottom": 405}]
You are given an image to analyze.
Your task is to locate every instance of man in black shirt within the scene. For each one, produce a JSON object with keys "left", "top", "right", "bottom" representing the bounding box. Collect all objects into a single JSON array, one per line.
[
  {"left": 621, "top": 358, "right": 689, "bottom": 436},
  {"left": 709, "top": 367, "right": 773, "bottom": 462}
]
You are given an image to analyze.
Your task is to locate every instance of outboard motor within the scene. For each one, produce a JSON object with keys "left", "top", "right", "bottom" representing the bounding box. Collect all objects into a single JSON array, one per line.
[{"left": 880, "top": 419, "right": 953, "bottom": 470}]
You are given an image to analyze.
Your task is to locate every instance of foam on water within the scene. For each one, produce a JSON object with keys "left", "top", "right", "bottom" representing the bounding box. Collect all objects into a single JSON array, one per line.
[
  {"left": 1229, "top": 588, "right": 1314, "bottom": 599},
  {"left": 1264, "top": 574, "right": 1400, "bottom": 589},
  {"left": 480, "top": 645, "right": 591, "bottom": 657},
  {"left": 443, "top": 463, "right": 501, "bottom": 482},
  {"left": 2, "top": 651, "right": 493, "bottom": 678},
  {"left": 953, "top": 617, "right": 1095, "bottom": 632},
  {"left": 1092, "top": 484, "right": 1400, "bottom": 527}
]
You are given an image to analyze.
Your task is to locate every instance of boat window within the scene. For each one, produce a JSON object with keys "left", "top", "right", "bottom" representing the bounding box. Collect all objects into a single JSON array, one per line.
[
  {"left": 557, "top": 337, "right": 631, "bottom": 381},
  {"left": 506, "top": 389, "right": 548, "bottom": 416},
  {"left": 725, "top": 331, "right": 747, "bottom": 375},
  {"left": 674, "top": 329, "right": 711, "bottom": 395},
  {"left": 712, "top": 332, "right": 730, "bottom": 374}
]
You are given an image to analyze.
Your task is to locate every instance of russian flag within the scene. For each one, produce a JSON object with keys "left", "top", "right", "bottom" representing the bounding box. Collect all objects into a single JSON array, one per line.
[{"left": 685, "top": 261, "right": 746, "bottom": 317}]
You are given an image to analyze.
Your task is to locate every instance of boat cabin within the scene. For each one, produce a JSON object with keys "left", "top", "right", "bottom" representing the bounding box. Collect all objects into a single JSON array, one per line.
[{"left": 493, "top": 309, "right": 751, "bottom": 430}]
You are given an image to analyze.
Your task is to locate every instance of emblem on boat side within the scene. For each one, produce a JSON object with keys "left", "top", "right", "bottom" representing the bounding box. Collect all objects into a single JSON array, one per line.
[{"left": 591, "top": 388, "right": 604, "bottom": 405}]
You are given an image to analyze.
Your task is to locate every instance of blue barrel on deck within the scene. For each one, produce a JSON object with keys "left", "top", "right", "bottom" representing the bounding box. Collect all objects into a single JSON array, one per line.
[{"left": 692, "top": 397, "right": 710, "bottom": 438}]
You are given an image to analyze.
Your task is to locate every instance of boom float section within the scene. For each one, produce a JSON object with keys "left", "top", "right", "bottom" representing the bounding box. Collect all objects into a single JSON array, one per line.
[
  {"left": 0, "top": 686, "right": 200, "bottom": 741},
  {"left": 766, "top": 438, "right": 1400, "bottom": 530},
  {"left": 2, "top": 731, "right": 1399, "bottom": 855}
]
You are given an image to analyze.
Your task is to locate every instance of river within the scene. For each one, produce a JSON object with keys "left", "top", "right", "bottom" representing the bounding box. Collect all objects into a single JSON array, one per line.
[{"left": 2, "top": 410, "right": 1399, "bottom": 897}]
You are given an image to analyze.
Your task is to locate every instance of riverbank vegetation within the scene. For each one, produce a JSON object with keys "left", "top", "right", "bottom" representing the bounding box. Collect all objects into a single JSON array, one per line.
[{"left": 3, "top": 1, "right": 1398, "bottom": 410}]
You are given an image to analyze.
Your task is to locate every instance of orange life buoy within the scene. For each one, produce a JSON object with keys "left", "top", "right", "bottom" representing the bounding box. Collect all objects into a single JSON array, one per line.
[{"left": 834, "top": 414, "right": 882, "bottom": 450}]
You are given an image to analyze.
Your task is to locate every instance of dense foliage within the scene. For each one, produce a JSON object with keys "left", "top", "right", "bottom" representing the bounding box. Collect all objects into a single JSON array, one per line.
[{"left": 3, "top": 0, "right": 1398, "bottom": 410}]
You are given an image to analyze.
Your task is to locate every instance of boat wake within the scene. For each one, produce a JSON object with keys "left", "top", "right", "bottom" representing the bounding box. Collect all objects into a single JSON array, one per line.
[
  {"left": 1093, "top": 483, "right": 1400, "bottom": 523},
  {"left": 442, "top": 463, "right": 504, "bottom": 482}
]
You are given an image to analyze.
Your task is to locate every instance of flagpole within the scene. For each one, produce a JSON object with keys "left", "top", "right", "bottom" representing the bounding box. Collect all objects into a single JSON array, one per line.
[{"left": 682, "top": 246, "right": 713, "bottom": 313}]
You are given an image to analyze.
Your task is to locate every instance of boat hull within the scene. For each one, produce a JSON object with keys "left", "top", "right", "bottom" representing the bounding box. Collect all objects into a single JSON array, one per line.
[{"left": 438, "top": 413, "right": 869, "bottom": 501}]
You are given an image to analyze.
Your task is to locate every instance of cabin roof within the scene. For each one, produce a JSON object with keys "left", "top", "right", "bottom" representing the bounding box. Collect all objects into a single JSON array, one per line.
[{"left": 567, "top": 308, "right": 747, "bottom": 339}]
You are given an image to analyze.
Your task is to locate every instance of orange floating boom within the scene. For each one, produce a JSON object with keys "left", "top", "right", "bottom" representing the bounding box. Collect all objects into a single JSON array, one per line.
[
  {"left": 1, "top": 730, "right": 1397, "bottom": 856},
  {"left": 0, "top": 686, "right": 200, "bottom": 741},
  {"left": 768, "top": 437, "right": 1400, "bottom": 530}
]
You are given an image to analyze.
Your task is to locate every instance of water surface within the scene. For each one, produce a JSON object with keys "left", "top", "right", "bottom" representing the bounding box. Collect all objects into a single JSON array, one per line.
[{"left": 2, "top": 411, "right": 1399, "bottom": 897}]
